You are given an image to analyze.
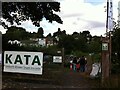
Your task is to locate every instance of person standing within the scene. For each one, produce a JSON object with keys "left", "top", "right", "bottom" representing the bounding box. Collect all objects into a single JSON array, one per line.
[
  {"left": 72, "top": 57, "right": 77, "bottom": 72},
  {"left": 76, "top": 57, "right": 80, "bottom": 72},
  {"left": 79, "top": 56, "right": 87, "bottom": 72}
]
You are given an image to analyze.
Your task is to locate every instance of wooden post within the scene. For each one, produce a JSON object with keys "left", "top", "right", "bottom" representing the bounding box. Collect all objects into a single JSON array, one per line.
[
  {"left": 109, "top": 31, "right": 112, "bottom": 75},
  {"left": 101, "top": 37, "right": 110, "bottom": 84}
]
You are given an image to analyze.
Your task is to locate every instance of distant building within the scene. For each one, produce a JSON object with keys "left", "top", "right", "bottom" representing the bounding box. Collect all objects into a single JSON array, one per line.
[
  {"left": 8, "top": 40, "right": 21, "bottom": 45},
  {"left": 38, "top": 38, "right": 46, "bottom": 47},
  {"left": 30, "top": 38, "right": 38, "bottom": 41},
  {"left": 46, "top": 37, "right": 54, "bottom": 47},
  {"left": 8, "top": 37, "right": 56, "bottom": 47},
  {"left": 29, "top": 38, "right": 46, "bottom": 47}
]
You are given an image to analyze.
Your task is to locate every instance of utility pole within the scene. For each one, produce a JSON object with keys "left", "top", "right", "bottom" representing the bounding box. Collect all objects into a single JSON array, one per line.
[
  {"left": 108, "top": 0, "right": 113, "bottom": 75},
  {"left": 101, "top": 0, "right": 113, "bottom": 85},
  {"left": 101, "top": 36, "right": 110, "bottom": 83}
]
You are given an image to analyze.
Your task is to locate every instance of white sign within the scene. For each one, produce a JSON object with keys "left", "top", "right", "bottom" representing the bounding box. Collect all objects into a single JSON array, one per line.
[
  {"left": 53, "top": 56, "right": 62, "bottom": 63},
  {"left": 4, "top": 51, "right": 43, "bottom": 75},
  {"left": 102, "top": 43, "right": 108, "bottom": 51}
]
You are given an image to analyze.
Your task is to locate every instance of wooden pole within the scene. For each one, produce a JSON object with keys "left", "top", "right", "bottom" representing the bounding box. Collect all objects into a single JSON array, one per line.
[
  {"left": 101, "top": 37, "right": 110, "bottom": 84},
  {"left": 109, "top": 31, "right": 112, "bottom": 75},
  {"left": 101, "top": 0, "right": 110, "bottom": 84}
]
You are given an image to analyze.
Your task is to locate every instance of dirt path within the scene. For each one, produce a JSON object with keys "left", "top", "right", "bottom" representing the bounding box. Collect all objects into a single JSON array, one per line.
[
  {"left": 61, "top": 70, "right": 101, "bottom": 88},
  {"left": 2, "top": 70, "right": 101, "bottom": 89},
  {"left": 2, "top": 61, "right": 101, "bottom": 89}
]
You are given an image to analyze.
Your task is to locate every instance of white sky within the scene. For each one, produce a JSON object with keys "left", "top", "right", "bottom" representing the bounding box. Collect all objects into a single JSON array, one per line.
[{"left": 0, "top": 0, "right": 120, "bottom": 36}]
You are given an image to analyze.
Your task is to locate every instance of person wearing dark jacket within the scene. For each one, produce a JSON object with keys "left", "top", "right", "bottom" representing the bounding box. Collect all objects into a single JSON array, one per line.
[{"left": 79, "top": 56, "right": 87, "bottom": 72}]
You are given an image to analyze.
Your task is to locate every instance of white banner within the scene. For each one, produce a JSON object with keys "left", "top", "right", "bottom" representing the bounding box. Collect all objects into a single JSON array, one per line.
[
  {"left": 107, "top": 0, "right": 113, "bottom": 31},
  {"left": 4, "top": 51, "right": 43, "bottom": 75},
  {"left": 53, "top": 56, "right": 62, "bottom": 63}
]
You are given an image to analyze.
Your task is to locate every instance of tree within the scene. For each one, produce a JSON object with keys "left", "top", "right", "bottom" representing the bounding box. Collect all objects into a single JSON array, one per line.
[
  {"left": 58, "top": 35, "right": 75, "bottom": 54},
  {"left": 72, "top": 32, "right": 79, "bottom": 36},
  {"left": 80, "top": 31, "right": 91, "bottom": 37},
  {"left": 46, "top": 33, "right": 52, "bottom": 37},
  {"left": 53, "top": 28, "right": 61, "bottom": 37},
  {"left": 37, "top": 27, "right": 44, "bottom": 38},
  {"left": 2, "top": 2, "right": 63, "bottom": 28},
  {"left": 5, "top": 26, "right": 29, "bottom": 40},
  {"left": 112, "top": 28, "right": 120, "bottom": 65}
]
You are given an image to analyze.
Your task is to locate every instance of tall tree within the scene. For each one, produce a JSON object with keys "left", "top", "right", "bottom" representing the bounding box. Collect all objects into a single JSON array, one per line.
[
  {"left": 37, "top": 27, "right": 44, "bottom": 38},
  {"left": 46, "top": 33, "right": 52, "bottom": 37},
  {"left": 2, "top": 2, "right": 63, "bottom": 28},
  {"left": 53, "top": 28, "right": 61, "bottom": 37},
  {"left": 58, "top": 35, "right": 75, "bottom": 54}
]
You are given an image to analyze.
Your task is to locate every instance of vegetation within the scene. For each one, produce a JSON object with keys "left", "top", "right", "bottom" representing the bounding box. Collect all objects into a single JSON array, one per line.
[
  {"left": 3, "top": 22, "right": 120, "bottom": 74},
  {"left": 2, "top": 26, "right": 102, "bottom": 61},
  {"left": 1, "top": 2, "right": 63, "bottom": 28},
  {"left": 2, "top": 3, "right": 120, "bottom": 89},
  {"left": 1, "top": 2, "right": 102, "bottom": 63},
  {"left": 2, "top": 2, "right": 120, "bottom": 75}
]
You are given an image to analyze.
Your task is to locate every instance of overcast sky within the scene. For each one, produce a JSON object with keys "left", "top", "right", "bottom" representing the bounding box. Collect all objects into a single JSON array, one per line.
[{"left": 0, "top": 0, "right": 120, "bottom": 36}]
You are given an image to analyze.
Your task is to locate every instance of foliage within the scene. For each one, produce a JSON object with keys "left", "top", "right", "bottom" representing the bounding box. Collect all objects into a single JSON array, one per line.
[
  {"left": 2, "top": 2, "right": 63, "bottom": 28},
  {"left": 5, "top": 26, "right": 30, "bottom": 40},
  {"left": 92, "top": 53, "right": 101, "bottom": 63},
  {"left": 57, "top": 30, "right": 101, "bottom": 55},
  {"left": 88, "top": 40, "right": 101, "bottom": 53},
  {"left": 71, "top": 50, "right": 87, "bottom": 57},
  {"left": 112, "top": 28, "right": 120, "bottom": 66},
  {"left": 111, "top": 22, "right": 120, "bottom": 73},
  {"left": 3, "top": 27, "right": 102, "bottom": 63},
  {"left": 37, "top": 27, "right": 44, "bottom": 38}
]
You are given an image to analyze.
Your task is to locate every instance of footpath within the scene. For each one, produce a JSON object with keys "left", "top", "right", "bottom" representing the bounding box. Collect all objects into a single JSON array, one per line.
[
  {"left": 2, "top": 70, "right": 101, "bottom": 89},
  {"left": 61, "top": 71, "right": 100, "bottom": 88}
]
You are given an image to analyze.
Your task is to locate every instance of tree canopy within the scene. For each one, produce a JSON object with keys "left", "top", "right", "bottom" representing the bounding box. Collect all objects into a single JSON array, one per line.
[
  {"left": 1, "top": 2, "right": 63, "bottom": 28},
  {"left": 5, "top": 26, "right": 30, "bottom": 40},
  {"left": 37, "top": 27, "right": 44, "bottom": 38}
]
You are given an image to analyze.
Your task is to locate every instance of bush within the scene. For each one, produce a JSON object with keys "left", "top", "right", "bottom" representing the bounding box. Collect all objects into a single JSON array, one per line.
[{"left": 111, "top": 64, "right": 120, "bottom": 74}]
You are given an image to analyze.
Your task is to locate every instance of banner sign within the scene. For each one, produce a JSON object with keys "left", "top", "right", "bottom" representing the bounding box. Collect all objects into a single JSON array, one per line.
[
  {"left": 4, "top": 51, "right": 43, "bottom": 75},
  {"left": 53, "top": 56, "right": 62, "bottom": 63}
]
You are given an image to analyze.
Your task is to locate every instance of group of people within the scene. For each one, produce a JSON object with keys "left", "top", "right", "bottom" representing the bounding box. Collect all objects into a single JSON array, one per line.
[{"left": 70, "top": 56, "right": 87, "bottom": 72}]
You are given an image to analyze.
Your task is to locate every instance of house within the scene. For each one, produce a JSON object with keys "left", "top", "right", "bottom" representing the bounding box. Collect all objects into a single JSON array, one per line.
[
  {"left": 8, "top": 40, "right": 21, "bottom": 45},
  {"left": 38, "top": 38, "right": 46, "bottom": 47},
  {"left": 46, "top": 37, "right": 54, "bottom": 47},
  {"left": 7, "top": 37, "right": 56, "bottom": 47}
]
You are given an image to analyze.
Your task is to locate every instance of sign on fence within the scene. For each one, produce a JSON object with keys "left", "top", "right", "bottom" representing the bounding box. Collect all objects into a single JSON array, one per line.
[
  {"left": 4, "top": 51, "right": 43, "bottom": 75},
  {"left": 53, "top": 56, "right": 62, "bottom": 63}
]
